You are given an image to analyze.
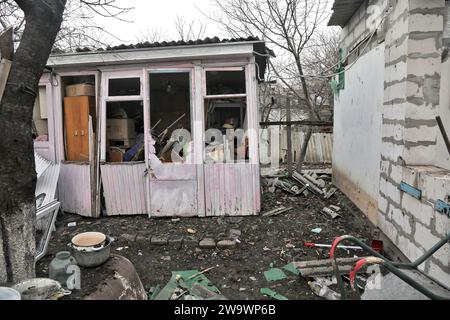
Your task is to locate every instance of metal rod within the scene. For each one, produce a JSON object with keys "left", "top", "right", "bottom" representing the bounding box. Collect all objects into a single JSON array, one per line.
[
  {"left": 260, "top": 120, "right": 333, "bottom": 127},
  {"left": 436, "top": 116, "right": 450, "bottom": 156},
  {"left": 330, "top": 235, "right": 450, "bottom": 300}
]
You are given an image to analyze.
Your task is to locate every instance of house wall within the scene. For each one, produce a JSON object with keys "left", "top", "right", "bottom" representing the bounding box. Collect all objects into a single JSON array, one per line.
[
  {"left": 334, "top": 0, "right": 450, "bottom": 288},
  {"left": 379, "top": 0, "right": 450, "bottom": 288},
  {"left": 340, "top": 0, "right": 389, "bottom": 54},
  {"left": 436, "top": 55, "right": 450, "bottom": 170},
  {"left": 45, "top": 52, "right": 262, "bottom": 218},
  {"left": 333, "top": 43, "right": 384, "bottom": 225}
]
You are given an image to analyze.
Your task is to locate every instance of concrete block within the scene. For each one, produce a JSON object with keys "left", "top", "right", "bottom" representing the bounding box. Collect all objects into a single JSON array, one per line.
[
  {"left": 415, "top": 222, "right": 441, "bottom": 251},
  {"left": 199, "top": 238, "right": 216, "bottom": 249},
  {"left": 150, "top": 236, "right": 168, "bottom": 246},
  {"left": 217, "top": 239, "right": 237, "bottom": 249}
]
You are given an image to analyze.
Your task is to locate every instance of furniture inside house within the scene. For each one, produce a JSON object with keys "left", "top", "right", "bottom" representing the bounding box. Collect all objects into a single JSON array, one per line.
[{"left": 64, "top": 95, "right": 96, "bottom": 162}]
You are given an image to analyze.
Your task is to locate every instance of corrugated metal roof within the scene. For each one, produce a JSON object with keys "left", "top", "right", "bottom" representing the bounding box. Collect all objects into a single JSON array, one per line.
[
  {"left": 62, "top": 36, "right": 263, "bottom": 54},
  {"left": 328, "top": 0, "right": 365, "bottom": 27}
]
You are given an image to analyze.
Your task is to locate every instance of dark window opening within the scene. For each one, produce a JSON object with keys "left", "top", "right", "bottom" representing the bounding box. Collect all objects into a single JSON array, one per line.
[
  {"left": 204, "top": 98, "right": 249, "bottom": 163},
  {"left": 108, "top": 78, "right": 141, "bottom": 96},
  {"left": 106, "top": 101, "right": 145, "bottom": 163},
  {"left": 149, "top": 72, "right": 192, "bottom": 163},
  {"left": 206, "top": 70, "right": 246, "bottom": 96}
]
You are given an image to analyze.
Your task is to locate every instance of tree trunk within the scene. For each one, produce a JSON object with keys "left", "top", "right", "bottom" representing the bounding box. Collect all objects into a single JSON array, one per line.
[
  {"left": 296, "top": 127, "right": 312, "bottom": 173},
  {"left": 0, "top": 0, "right": 66, "bottom": 284},
  {"left": 294, "top": 56, "right": 318, "bottom": 173}
]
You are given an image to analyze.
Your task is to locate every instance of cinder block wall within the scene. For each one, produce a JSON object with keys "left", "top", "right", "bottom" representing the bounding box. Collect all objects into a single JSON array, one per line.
[
  {"left": 379, "top": 0, "right": 450, "bottom": 288},
  {"left": 335, "top": 0, "right": 450, "bottom": 287}
]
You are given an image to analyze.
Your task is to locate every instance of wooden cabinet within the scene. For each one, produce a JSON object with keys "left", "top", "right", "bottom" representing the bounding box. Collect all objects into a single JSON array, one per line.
[{"left": 64, "top": 96, "right": 96, "bottom": 162}]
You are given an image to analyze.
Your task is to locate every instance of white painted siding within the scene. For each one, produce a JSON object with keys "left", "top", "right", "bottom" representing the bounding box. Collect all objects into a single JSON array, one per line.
[{"left": 333, "top": 43, "right": 385, "bottom": 211}]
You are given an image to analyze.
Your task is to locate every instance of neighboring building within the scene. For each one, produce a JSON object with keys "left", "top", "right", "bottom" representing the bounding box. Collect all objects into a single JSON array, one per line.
[
  {"left": 330, "top": 0, "right": 450, "bottom": 287},
  {"left": 34, "top": 37, "right": 268, "bottom": 218}
]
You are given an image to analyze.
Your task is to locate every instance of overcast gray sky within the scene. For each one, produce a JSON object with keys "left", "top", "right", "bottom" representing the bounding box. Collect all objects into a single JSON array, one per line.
[
  {"left": 94, "top": 0, "right": 334, "bottom": 46},
  {"left": 95, "top": 0, "right": 223, "bottom": 45}
]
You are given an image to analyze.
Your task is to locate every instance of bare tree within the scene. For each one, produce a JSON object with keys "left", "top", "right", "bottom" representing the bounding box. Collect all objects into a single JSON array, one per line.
[
  {"left": 0, "top": 0, "right": 128, "bottom": 284},
  {"left": 210, "top": 0, "right": 333, "bottom": 171},
  {"left": 174, "top": 15, "right": 207, "bottom": 41},
  {"left": 135, "top": 27, "right": 168, "bottom": 44},
  {"left": 0, "top": 0, "right": 132, "bottom": 51}
]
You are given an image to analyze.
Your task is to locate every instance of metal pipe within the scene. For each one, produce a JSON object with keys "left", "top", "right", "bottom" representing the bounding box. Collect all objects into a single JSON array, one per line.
[
  {"left": 436, "top": 116, "right": 450, "bottom": 156},
  {"left": 330, "top": 235, "right": 450, "bottom": 300}
]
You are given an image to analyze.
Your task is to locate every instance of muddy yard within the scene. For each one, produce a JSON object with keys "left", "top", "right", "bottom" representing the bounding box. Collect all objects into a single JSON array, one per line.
[{"left": 36, "top": 183, "right": 374, "bottom": 300}]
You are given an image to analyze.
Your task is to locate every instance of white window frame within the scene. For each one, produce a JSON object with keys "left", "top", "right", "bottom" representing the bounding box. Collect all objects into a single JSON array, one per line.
[{"left": 101, "top": 70, "right": 144, "bottom": 161}]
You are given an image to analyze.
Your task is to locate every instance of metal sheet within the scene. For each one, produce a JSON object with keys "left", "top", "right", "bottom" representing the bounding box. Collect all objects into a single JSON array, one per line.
[
  {"left": 101, "top": 163, "right": 147, "bottom": 216},
  {"left": 35, "top": 152, "right": 52, "bottom": 179},
  {"left": 150, "top": 180, "right": 198, "bottom": 217},
  {"left": 204, "top": 163, "right": 260, "bottom": 216},
  {"left": 35, "top": 162, "right": 61, "bottom": 208},
  {"left": 58, "top": 162, "right": 92, "bottom": 217}
]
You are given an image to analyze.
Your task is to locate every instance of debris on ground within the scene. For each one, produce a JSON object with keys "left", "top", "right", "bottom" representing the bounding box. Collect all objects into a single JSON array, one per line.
[
  {"left": 260, "top": 288, "right": 288, "bottom": 300},
  {"left": 308, "top": 278, "right": 341, "bottom": 300},
  {"left": 311, "top": 228, "right": 322, "bottom": 234},
  {"left": 262, "top": 207, "right": 293, "bottom": 217},
  {"left": 263, "top": 268, "right": 287, "bottom": 282},
  {"left": 293, "top": 257, "right": 368, "bottom": 278},
  {"left": 321, "top": 207, "right": 341, "bottom": 219},
  {"left": 37, "top": 165, "right": 377, "bottom": 300},
  {"left": 152, "top": 269, "right": 225, "bottom": 300}
]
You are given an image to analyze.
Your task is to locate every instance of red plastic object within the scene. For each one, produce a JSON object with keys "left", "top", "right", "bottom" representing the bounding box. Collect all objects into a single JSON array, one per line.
[{"left": 371, "top": 240, "right": 383, "bottom": 254}]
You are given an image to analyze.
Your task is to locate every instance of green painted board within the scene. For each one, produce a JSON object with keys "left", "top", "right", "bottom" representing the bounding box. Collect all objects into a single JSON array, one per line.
[
  {"left": 260, "top": 288, "right": 288, "bottom": 300},
  {"left": 153, "top": 270, "right": 221, "bottom": 300},
  {"left": 282, "top": 263, "right": 300, "bottom": 276},
  {"left": 264, "top": 268, "right": 287, "bottom": 282}
]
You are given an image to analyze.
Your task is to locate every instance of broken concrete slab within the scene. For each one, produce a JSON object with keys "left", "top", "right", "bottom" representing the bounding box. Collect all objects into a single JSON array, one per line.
[
  {"left": 217, "top": 239, "right": 237, "bottom": 249},
  {"left": 199, "top": 238, "right": 216, "bottom": 249},
  {"left": 151, "top": 236, "right": 168, "bottom": 246},
  {"left": 168, "top": 237, "right": 184, "bottom": 249},
  {"left": 229, "top": 229, "right": 241, "bottom": 239}
]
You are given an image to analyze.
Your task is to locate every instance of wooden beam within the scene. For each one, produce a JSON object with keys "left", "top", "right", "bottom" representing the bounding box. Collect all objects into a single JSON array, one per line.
[{"left": 286, "top": 97, "right": 293, "bottom": 176}]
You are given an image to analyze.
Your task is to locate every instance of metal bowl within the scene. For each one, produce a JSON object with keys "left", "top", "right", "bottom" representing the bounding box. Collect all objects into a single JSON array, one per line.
[
  {"left": 71, "top": 232, "right": 106, "bottom": 248},
  {"left": 70, "top": 235, "right": 112, "bottom": 268}
]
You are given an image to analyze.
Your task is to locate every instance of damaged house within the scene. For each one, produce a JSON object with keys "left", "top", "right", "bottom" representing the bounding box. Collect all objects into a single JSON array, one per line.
[
  {"left": 33, "top": 37, "right": 269, "bottom": 218},
  {"left": 329, "top": 1, "right": 450, "bottom": 287}
]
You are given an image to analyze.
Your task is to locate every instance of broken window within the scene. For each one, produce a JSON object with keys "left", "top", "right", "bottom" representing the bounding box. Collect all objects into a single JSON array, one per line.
[
  {"left": 33, "top": 86, "right": 49, "bottom": 141},
  {"left": 106, "top": 101, "right": 145, "bottom": 163},
  {"left": 149, "top": 72, "right": 193, "bottom": 163},
  {"left": 204, "top": 68, "right": 249, "bottom": 163}
]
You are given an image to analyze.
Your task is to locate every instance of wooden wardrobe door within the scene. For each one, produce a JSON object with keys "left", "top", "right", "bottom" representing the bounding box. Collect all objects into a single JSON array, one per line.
[{"left": 64, "top": 96, "right": 90, "bottom": 162}]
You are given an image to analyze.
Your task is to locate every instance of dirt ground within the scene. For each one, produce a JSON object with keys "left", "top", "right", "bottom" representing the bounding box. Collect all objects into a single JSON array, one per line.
[{"left": 36, "top": 175, "right": 375, "bottom": 300}]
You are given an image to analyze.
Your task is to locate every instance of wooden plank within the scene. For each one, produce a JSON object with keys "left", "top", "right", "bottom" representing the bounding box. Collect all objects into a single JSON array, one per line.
[{"left": 286, "top": 98, "right": 293, "bottom": 176}]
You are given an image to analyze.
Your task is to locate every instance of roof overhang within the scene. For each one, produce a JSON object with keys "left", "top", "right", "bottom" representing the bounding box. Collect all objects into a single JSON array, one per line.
[
  {"left": 47, "top": 41, "right": 265, "bottom": 68},
  {"left": 328, "top": 0, "right": 365, "bottom": 27}
]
